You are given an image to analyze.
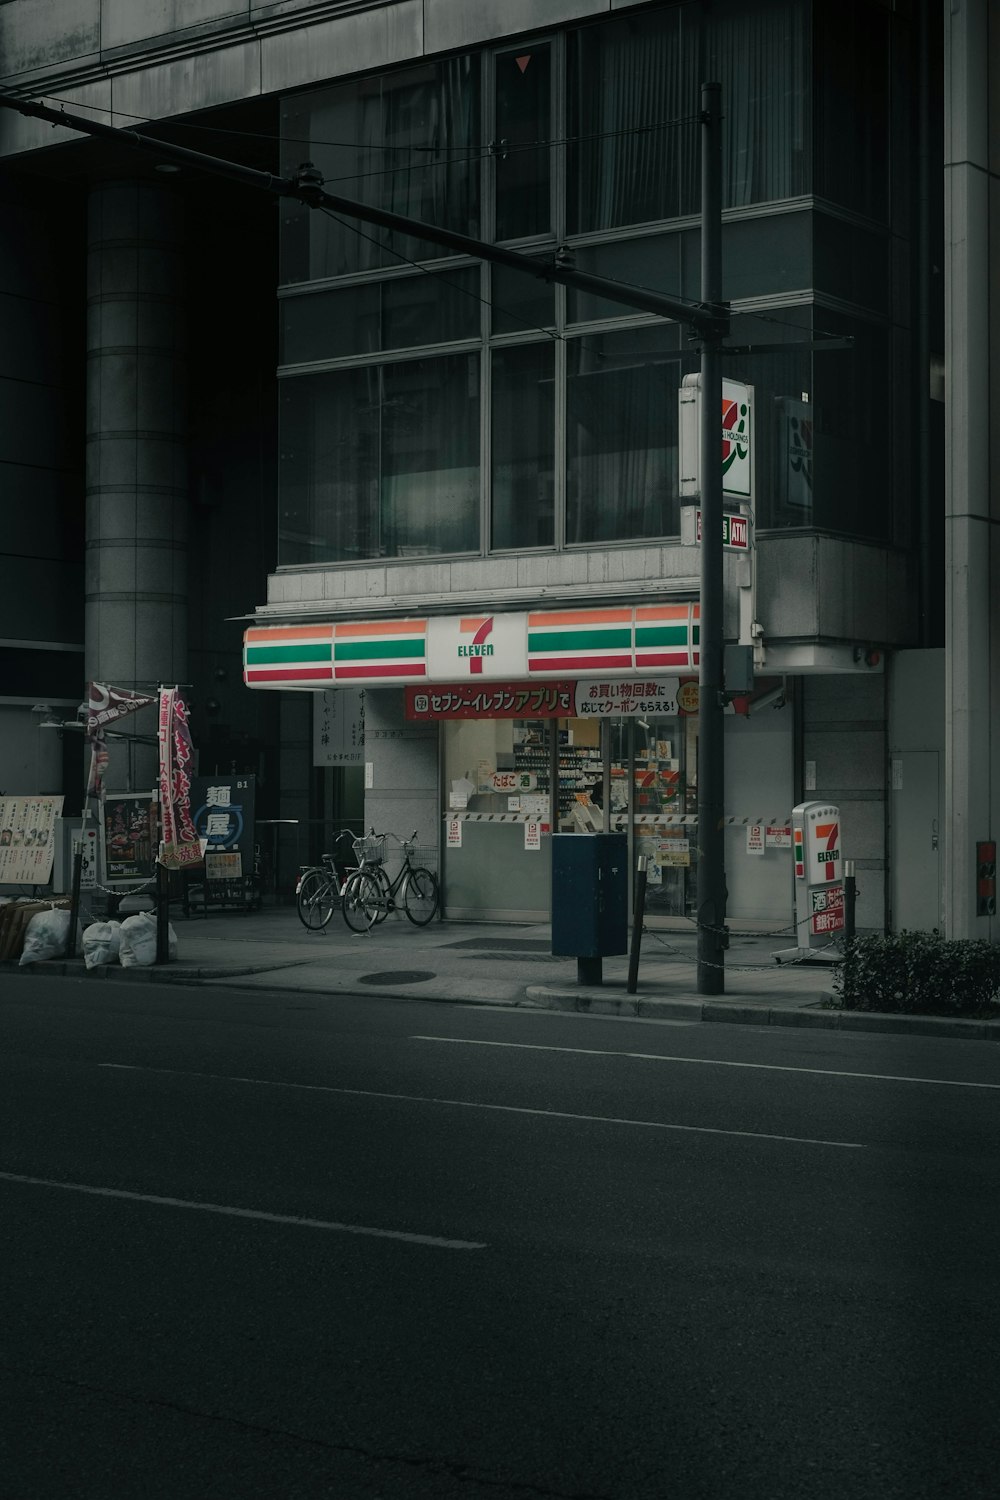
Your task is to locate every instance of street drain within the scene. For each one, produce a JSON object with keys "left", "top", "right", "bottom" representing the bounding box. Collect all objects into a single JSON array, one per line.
[{"left": 358, "top": 970, "right": 436, "bottom": 986}]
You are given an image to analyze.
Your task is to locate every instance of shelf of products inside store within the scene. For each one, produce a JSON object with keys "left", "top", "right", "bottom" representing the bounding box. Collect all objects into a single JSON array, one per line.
[
  {"left": 512, "top": 741, "right": 692, "bottom": 819},
  {"left": 513, "top": 743, "right": 609, "bottom": 816}
]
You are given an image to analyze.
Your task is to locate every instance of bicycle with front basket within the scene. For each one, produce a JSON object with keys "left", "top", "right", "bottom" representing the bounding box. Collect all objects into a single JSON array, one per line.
[
  {"left": 295, "top": 828, "right": 358, "bottom": 931},
  {"left": 341, "top": 830, "right": 440, "bottom": 932}
]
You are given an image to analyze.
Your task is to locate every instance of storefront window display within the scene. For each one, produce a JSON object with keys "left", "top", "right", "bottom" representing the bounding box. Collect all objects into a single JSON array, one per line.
[
  {"left": 441, "top": 707, "right": 699, "bottom": 922},
  {"left": 624, "top": 714, "right": 699, "bottom": 920}
]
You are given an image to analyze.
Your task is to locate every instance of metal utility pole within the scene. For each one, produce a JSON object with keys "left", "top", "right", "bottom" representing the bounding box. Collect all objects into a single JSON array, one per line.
[{"left": 696, "top": 82, "right": 726, "bottom": 995}]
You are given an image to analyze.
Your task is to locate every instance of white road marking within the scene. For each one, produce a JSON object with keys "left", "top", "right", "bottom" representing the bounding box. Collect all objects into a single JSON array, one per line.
[
  {"left": 411, "top": 1034, "right": 1000, "bottom": 1090},
  {"left": 98, "top": 1063, "right": 862, "bottom": 1149},
  {"left": 0, "top": 1170, "right": 486, "bottom": 1250}
]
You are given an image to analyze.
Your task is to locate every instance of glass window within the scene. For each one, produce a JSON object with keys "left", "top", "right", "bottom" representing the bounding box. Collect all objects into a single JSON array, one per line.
[
  {"left": 566, "top": 325, "right": 681, "bottom": 545},
  {"left": 628, "top": 714, "right": 697, "bottom": 919},
  {"left": 813, "top": 213, "right": 889, "bottom": 316},
  {"left": 814, "top": 4, "right": 889, "bottom": 222},
  {"left": 494, "top": 45, "right": 552, "bottom": 241},
  {"left": 567, "top": 2, "right": 810, "bottom": 232},
  {"left": 382, "top": 354, "right": 480, "bottom": 556},
  {"left": 444, "top": 717, "right": 550, "bottom": 818},
  {"left": 726, "top": 305, "right": 891, "bottom": 543},
  {"left": 279, "top": 366, "right": 378, "bottom": 565},
  {"left": 280, "top": 55, "right": 481, "bottom": 283},
  {"left": 566, "top": 234, "right": 681, "bottom": 325},
  {"left": 280, "top": 269, "right": 480, "bottom": 366},
  {"left": 568, "top": 8, "right": 696, "bottom": 233},
  {"left": 719, "top": 212, "right": 813, "bottom": 302},
  {"left": 709, "top": 0, "right": 811, "bottom": 207},
  {"left": 278, "top": 353, "right": 480, "bottom": 564},
  {"left": 491, "top": 343, "right": 555, "bottom": 550},
  {"left": 718, "top": 311, "right": 812, "bottom": 531},
  {"left": 491, "top": 259, "right": 555, "bottom": 337},
  {"left": 811, "top": 312, "right": 890, "bottom": 541}
]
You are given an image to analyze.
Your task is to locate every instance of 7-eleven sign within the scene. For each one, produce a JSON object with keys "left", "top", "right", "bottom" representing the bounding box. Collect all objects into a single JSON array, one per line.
[{"left": 801, "top": 804, "right": 842, "bottom": 885}]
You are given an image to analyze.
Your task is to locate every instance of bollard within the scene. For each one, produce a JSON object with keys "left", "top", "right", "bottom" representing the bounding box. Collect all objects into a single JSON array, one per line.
[
  {"left": 156, "top": 859, "right": 170, "bottom": 964},
  {"left": 65, "top": 845, "right": 83, "bottom": 959},
  {"left": 626, "top": 856, "right": 648, "bottom": 995},
  {"left": 844, "top": 859, "right": 857, "bottom": 942}
]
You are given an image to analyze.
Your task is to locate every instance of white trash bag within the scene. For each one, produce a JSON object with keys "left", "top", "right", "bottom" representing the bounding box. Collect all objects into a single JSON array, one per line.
[
  {"left": 18, "top": 907, "right": 81, "bottom": 966},
  {"left": 82, "top": 920, "right": 123, "bottom": 970},
  {"left": 119, "top": 911, "right": 177, "bottom": 967}
]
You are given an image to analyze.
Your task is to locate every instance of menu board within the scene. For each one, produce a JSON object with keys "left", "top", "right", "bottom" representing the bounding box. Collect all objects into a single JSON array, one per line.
[{"left": 0, "top": 796, "right": 65, "bottom": 886}]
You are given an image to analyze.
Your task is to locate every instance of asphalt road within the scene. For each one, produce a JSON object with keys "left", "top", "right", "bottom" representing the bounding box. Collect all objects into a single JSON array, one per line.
[{"left": 2, "top": 973, "right": 999, "bottom": 1499}]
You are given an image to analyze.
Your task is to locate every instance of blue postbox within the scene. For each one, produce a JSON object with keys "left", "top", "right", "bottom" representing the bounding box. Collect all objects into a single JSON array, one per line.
[{"left": 551, "top": 833, "right": 628, "bottom": 983}]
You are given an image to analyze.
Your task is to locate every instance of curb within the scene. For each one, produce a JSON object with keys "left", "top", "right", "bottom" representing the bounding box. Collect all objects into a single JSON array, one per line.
[
  {"left": 523, "top": 986, "right": 1000, "bottom": 1041},
  {"left": 6, "top": 960, "right": 1000, "bottom": 1041},
  {"left": 5, "top": 958, "right": 312, "bottom": 983}
]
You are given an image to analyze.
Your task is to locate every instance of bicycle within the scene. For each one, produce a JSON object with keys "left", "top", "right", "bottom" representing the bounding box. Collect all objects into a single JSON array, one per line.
[
  {"left": 341, "top": 830, "right": 440, "bottom": 933},
  {"left": 295, "top": 829, "right": 358, "bottom": 931}
]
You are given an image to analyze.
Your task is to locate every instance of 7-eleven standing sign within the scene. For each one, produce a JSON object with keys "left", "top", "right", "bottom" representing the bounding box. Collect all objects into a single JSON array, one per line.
[{"left": 791, "top": 801, "right": 845, "bottom": 947}]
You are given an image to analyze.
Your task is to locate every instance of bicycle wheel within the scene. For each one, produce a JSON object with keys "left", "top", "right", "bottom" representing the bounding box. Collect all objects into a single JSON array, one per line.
[
  {"left": 370, "top": 866, "right": 392, "bottom": 924},
  {"left": 296, "top": 868, "right": 336, "bottom": 931},
  {"left": 342, "top": 870, "right": 381, "bottom": 933},
  {"left": 403, "top": 866, "right": 439, "bottom": 926}
]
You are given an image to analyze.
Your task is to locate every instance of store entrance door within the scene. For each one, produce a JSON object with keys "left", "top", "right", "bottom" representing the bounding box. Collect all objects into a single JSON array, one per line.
[{"left": 620, "top": 714, "right": 698, "bottom": 921}]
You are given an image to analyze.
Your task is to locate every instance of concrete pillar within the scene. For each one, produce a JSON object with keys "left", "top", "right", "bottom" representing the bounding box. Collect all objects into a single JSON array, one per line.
[
  {"left": 85, "top": 179, "right": 188, "bottom": 784},
  {"left": 943, "top": 1, "right": 997, "bottom": 938}
]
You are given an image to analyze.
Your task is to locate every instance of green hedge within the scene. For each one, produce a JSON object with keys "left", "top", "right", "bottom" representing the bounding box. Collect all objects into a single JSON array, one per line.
[{"left": 833, "top": 931, "right": 1000, "bottom": 1016}]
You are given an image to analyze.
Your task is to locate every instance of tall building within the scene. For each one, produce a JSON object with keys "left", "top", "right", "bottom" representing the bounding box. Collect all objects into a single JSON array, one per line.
[{"left": 1, "top": 0, "right": 987, "bottom": 945}]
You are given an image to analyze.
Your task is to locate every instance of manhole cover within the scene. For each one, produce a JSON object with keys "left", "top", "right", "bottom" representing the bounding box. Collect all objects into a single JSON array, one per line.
[{"left": 358, "top": 970, "right": 436, "bottom": 986}]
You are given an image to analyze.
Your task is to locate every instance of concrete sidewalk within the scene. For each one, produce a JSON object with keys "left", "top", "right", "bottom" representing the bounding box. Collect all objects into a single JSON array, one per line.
[{"left": 7, "top": 900, "right": 1000, "bottom": 1042}]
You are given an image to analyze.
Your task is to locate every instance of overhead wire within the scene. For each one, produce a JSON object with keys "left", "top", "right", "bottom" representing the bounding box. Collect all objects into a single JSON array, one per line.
[
  {"left": 34, "top": 90, "right": 843, "bottom": 351},
  {"left": 35, "top": 89, "right": 701, "bottom": 183}
]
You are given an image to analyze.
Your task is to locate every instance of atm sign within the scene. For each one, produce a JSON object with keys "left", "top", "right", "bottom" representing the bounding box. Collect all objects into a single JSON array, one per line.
[
  {"left": 811, "top": 884, "right": 844, "bottom": 934},
  {"left": 693, "top": 511, "right": 750, "bottom": 551}
]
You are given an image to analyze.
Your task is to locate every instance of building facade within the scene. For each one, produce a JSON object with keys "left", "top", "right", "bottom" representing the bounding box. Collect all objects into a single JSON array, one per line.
[{"left": 1, "top": 0, "right": 989, "bottom": 943}]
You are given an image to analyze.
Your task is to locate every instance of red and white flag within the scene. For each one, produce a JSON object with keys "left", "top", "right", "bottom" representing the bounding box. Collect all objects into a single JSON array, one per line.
[
  {"left": 85, "top": 682, "right": 157, "bottom": 798},
  {"left": 157, "top": 688, "right": 202, "bottom": 870}
]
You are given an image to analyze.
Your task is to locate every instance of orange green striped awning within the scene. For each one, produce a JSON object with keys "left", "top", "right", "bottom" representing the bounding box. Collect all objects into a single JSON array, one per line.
[{"left": 244, "top": 603, "right": 698, "bottom": 689}]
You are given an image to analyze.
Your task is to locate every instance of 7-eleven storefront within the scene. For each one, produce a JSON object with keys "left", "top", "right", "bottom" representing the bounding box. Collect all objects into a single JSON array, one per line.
[{"left": 245, "top": 602, "right": 795, "bottom": 927}]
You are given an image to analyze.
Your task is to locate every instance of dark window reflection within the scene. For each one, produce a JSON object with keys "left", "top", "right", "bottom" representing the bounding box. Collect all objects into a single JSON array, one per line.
[
  {"left": 492, "top": 343, "right": 554, "bottom": 550},
  {"left": 495, "top": 46, "right": 551, "bottom": 241},
  {"left": 279, "top": 355, "right": 480, "bottom": 563},
  {"left": 567, "top": 327, "right": 681, "bottom": 544}
]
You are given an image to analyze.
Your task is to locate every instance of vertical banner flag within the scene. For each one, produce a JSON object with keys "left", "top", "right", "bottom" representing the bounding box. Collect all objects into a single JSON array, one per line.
[
  {"left": 157, "top": 688, "right": 202, "bottom": 870},
  {"left": 85, "top": 682, "right": 157, "bottom": 797}
]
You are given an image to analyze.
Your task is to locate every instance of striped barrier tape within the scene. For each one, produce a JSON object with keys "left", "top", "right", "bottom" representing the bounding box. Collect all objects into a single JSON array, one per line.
[{"left": 443, "top": 813, "right": 792, "bottom": 827}]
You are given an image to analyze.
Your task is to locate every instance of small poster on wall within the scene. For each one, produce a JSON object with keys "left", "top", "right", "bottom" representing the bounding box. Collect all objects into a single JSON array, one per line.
[
  {"left": 314, "top": 688, "right": 365, "bottom": 766},
  {"left": 101, "top": 793, "right": 158, "bottom": 884}
]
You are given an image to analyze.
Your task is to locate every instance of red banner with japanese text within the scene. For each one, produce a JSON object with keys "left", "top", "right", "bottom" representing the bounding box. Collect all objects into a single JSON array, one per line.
[
  {"left": 157, "top": 688, "right": 202, "bottom": 870},
  {"left": 405, "top": 682, "right": 576, "bottom": 720}
]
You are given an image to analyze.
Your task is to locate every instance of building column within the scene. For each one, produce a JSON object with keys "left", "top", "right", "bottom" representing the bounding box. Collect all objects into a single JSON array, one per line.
[
  {"left": 943, "top": 1, "right": 996, "bottom": 938},
  {"left": 85, "top": 179, "right": 188, "bottom": 784}
]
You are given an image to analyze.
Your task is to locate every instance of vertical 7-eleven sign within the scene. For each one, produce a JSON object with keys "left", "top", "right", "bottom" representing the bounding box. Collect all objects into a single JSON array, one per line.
[{"left": 794, "top": 803, "right": 843, "bottom": 885}]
